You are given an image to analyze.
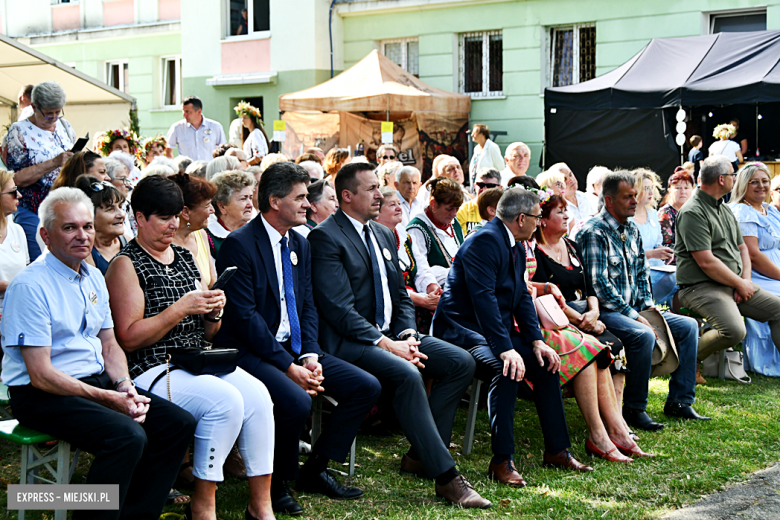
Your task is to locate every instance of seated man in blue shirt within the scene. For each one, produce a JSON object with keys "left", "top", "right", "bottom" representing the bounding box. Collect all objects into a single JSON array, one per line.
[
  {"left": 1, "top": 188, "right": 196, "bottom": 520},
  {"left": 577, "top": 171, "right": 708, "bottom": 432}
]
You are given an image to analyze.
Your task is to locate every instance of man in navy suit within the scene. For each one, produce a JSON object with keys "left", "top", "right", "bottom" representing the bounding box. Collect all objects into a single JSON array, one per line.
[
  {"left": 308, "top": 163, "right": 491, "bottom": 509},
  {"left": 214, "top": 162, "right": 381, "bottom": 516},
  {"left": 434, "top": 187, "right": 592, "bottom": 487}
]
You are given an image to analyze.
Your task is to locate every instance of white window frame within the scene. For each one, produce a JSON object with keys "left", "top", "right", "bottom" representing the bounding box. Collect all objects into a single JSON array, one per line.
[
  {"left": 381, "top": 37, "right": 419, "bottom": 74},
  {"left": 223, "top": 0, "right": 270, "bottom": 41},
  {"left": 104, "top": 60, "right": 128, "bottom": 93},
  {"left": 458, "top": 30, "right": 503, "bottom": 99},
  {"left": 160, "top": 55, "right": 182, "bottom": 109},
  {"left": 704, "top": 7, "right": 767, "bottom": 35},
  {"left": 543, "top": 23, "right": 596, "bottom": 91}
]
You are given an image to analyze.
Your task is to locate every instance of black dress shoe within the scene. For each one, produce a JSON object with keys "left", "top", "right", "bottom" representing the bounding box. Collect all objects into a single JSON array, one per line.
[
  {"left": 271, "top": 482, "right": 303, "bottom": 516},
  {"left": 623, "top": 407, "right": 665, "bottom": 431},
  {"left": 297, "top": 469, "right": 363, "bottom": 500},
  {"left": 664, "top": 403, "right": 711, "bottom": 420}
]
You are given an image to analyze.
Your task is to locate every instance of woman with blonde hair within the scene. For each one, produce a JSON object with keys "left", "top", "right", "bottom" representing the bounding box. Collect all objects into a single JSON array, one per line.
[
  {"left": 378, "top": 160, "right": 403, "bottom": 189},
  {"left": 630, "top": 168, "right": 675, "bottom": 306},
  {"left": 536, "top": 169, "right": 566, "bottom": 197},
  {"left": 0, "top": 169, "right": 28, "bottom": 309},
  {"left": 709, "top": 123, "right": 743, "bottom": 174},
  {"left": 729, "top": 162, "right": 780, "bottom": 376}
]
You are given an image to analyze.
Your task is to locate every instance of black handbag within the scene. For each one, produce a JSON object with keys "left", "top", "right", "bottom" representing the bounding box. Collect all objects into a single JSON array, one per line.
[
  {"left": 170, "top": 346, "right": 239, "bottom": 375},
  {"left": 149, "top": 346, "right": 239, "bottom": 401}
]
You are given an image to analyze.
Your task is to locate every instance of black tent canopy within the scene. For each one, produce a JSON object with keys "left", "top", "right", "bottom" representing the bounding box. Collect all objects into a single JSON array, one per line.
[{"left": 544, "top": 31, "right": 780, "bottom": 184}]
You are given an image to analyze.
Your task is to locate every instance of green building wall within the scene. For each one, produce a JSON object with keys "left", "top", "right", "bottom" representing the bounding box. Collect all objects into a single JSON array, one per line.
[
  {"left": 341, "top": 0, "right": 780, "bottom": 174},
  {"left": 31, "top": 32, "right": 182, "bottom": 140}
]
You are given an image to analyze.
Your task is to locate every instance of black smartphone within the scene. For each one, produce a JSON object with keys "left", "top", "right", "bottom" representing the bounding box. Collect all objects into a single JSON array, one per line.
[
  {"left": 211, "top": 266, "right": 237, "bottom": 290},
  {"left": 70, "top": 133, "right": 90, "bottom": 153}
]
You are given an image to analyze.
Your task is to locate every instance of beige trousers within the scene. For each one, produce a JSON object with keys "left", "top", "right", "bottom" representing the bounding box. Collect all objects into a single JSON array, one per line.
[{"left": 678, "top": 281, "right": 780, "bottom": 361}]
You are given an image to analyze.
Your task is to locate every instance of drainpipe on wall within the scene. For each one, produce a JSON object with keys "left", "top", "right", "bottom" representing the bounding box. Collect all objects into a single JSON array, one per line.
[{"left": 329, "top": 0, "right": 337, "bottom": 78}]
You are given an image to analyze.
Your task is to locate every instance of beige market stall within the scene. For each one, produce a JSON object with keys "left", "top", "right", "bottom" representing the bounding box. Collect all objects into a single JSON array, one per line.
[
  {"left": 279, "top": 50, "right": 470, "bottom": 177},
  {"left": 0, "top": 33, "right": 136, "bottom": 151}
]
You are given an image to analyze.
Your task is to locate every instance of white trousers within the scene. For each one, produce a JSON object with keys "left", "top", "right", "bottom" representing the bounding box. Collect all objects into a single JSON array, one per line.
[{"left": 135, "top": 365, "right": 274, "bottom": 482}]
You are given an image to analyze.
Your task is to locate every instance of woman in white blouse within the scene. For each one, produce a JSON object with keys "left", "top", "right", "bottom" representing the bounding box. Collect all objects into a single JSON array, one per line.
[
  {"left": 550, "top": 162, "right": 595, "bottom": 237},
  {"left": 0, "top": 169, "right": 29, "bottom": 312},
  {"left": 235, "top": 101, "right": 269, "bottom": 166}
]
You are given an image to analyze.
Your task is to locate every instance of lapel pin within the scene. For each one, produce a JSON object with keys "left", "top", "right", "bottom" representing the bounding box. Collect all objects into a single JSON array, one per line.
[
  {"left": 290, "top": 251, "right": 298, "bottom": 265},
  {"left": 383, "top": 248, "right": 392, "bottom": 261}
]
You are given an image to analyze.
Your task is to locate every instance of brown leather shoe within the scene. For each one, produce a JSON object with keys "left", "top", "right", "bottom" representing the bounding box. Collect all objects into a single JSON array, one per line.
[
  {"left": 696, "top": 363, "right": 707, "bottom": 385},
  {"left": 399, "top": 454, "right": 427, "bottom": 478},
  {"left": 487, "top": 459, "right": 527, "bottom": 487},
  {"left": 435, "top": 474, "right": 492, "bottom": 509},
  {"left": 543, "top": 450, "right": 594, "bottom": 472}
]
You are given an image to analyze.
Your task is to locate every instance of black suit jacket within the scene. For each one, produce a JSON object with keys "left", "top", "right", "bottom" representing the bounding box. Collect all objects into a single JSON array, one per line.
[
  {"left": 433, "top": 217, "right": 544, "bottom": 357},
  {"left": 308, "top": 209, "right": 416, "bottom": 361},
  {"left": 214, "top": 216, "right": 323, "bottom": 372}
]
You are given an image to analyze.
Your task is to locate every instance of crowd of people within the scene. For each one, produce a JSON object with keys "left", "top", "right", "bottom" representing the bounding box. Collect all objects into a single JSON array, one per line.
[{"left": 0, "top": 81, "right": 778, "bottom": 520}]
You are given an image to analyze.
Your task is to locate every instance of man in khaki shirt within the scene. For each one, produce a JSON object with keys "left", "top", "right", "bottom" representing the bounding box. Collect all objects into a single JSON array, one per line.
[{"left": 676, "top": 156, "right": 780, "bottom": 361}]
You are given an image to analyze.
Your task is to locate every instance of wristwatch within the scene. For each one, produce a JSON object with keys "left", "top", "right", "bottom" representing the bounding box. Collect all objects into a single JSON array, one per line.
[
  {"left": 113, "top": 377, "right": 135, "bottom": 390},
  {"left": 398, "top": 330, "right": 421, "bottom": 341},
  {"left": 204, "top": 309, "right": 224, "bottom": 322}
]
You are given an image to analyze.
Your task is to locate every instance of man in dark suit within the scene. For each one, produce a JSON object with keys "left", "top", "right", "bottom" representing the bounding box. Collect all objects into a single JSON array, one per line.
[
  {"left": 433, "top": 187, "right": 593, "bottom": 487},
  {"left": 214, "top": 162, "right": 381, "bottom": 516},
  {"left": 308, "top": 163, "right": 490, "bottom": 509}
]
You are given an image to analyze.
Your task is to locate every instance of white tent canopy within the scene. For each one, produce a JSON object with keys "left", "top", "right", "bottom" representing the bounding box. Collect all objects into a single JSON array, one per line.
[{"left": 0, "top": 33, "right": 135, "bottom": 149}]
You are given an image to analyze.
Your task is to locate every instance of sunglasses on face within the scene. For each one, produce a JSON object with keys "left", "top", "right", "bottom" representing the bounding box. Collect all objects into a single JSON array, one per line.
[
  {"left": 381, "top": 155, "right": 396, "bottom": 160},
  {"left": 2, "top": 187, "right": 19, "bottom": 196},
  {"left": 476, "top": 181, "right": 500, "bottom": 189}
]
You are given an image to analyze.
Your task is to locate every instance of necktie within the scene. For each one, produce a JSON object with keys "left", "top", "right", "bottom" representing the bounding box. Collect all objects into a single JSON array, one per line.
[
  {"left": 280, "top": 236, "right": 302, "bottom": 354},
  {"left": 364, "top": 224, "right": 385, "bottom": 327}
]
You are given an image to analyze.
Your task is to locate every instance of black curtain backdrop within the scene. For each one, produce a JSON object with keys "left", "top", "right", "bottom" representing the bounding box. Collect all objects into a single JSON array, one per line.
[{"left": 546, "top": 108, "right": 679, "bottom": 187}]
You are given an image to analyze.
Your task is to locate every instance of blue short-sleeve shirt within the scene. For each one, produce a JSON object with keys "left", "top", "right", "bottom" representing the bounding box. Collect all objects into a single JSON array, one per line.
[{"left": 1, "top": 253, "right": 112, "bottom": 386}]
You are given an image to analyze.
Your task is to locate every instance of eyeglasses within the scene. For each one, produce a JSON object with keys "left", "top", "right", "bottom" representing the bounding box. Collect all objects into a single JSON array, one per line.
[
  {"left": 36, "top": 107, "right": 64, "bottom": 122},
  {"left": 521, "top": 212, "right": 543, "bottom": 221},
  {"left": 89, "top": 181, "right": 114, "bottom": 192},
  {"left": 476, "top": 182, "right": 500, "bottom": 189},
  {"left": 1, "top": 187, "right": 18, "bottom": 196},
  {"left": 381, "top": 155, "right": 396, "bottom": 160},
  {"left": 748, "top": 179, "right": 771, "bottom": 187},
  {"left": 114, "top": 176, "right": 132, "bottom": 186}
]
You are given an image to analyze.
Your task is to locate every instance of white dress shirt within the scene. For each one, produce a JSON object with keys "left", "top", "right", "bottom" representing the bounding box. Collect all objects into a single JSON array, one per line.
[
  {"left": 344, "top": 212, "right": 393, "bottom": 333},
  {"left": 166, "top": 116, "right": 226, "bottom": 161},
  {"left": 398, "top": 190, "right": 425, "bottom": 230},
  {"left": 261, "top": 215, "right": 315, "bottom": 359},
  {"left": 565, "top": 191, "right": 596, "bottom": 238},
  {"left": 17, "top": 105, "right": 33, "bottom": 122},
  {"left": 407, "top": 211, "right": 462, "bottom": 293}
]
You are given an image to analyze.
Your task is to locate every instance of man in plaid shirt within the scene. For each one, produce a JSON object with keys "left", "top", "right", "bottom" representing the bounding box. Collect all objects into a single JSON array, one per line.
[{"left": 577, "top": 171, "right": 708, "bottom": 432}]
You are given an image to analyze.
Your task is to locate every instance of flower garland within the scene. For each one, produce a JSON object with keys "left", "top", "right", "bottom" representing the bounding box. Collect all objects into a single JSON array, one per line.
[
  {"left": 95, "top": 128, "right": 140, "bottom": 158},
  {"left": 141, "top": 135, "right": 168, "bottom": 156},
  {"left": 713, "top": 123, "right": 736, "bottom": 141},
  {"left": 234, "top": 101, "right": 262, "bottom": 122},
  {"left": 507, "top": 183, "right": 554, "bottom": 205}
]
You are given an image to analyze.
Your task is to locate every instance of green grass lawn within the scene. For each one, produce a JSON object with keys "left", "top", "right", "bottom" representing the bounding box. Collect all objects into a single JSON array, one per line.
[{"left": 1, "top": 374, "right": 778, "bottom": 520}]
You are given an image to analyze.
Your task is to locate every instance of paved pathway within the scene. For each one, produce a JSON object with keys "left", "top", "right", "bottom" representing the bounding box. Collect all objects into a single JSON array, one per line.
[{"left": 662, "top": 463, "right": 780, "bottom": 519}]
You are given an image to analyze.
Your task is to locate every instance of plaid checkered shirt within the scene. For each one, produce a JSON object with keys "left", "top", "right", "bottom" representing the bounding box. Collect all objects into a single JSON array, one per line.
[{"left": 576, "top": 209, "right": 654, "bottom": 320}]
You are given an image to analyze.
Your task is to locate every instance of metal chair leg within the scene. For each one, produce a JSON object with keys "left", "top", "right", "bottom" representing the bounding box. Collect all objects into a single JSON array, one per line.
[{"left": 463, "top": 378, "right": 482, "bottom": 456}]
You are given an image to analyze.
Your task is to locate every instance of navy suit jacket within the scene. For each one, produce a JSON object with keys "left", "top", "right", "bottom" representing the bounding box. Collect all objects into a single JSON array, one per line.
[
  {"left": 214, "top": 216, "right": 323, "bottom": 372},
  {"left": 433, "top": 217, "right": 544, "bottom": 357},
  {"left": 308, "top": 209, "right": 416, "bottom": 362}
]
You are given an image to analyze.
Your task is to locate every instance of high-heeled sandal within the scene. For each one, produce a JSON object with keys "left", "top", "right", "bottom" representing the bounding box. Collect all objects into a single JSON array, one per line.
[
  {"left": 611, "top": 438, "right": 656, "bottom": 458},
  {"left": 585, "top": 438, "right": 633, "bottom": 463}
]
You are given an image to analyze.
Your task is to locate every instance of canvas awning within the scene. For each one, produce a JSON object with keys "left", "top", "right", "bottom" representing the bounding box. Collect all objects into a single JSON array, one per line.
[
  {"left": 0, "top": 33, "right": 135, "bottom": 148},
  {"left": 279, "top": 50, "right": 470, "bottom": 114},
  {"left": 545, "top": 30, "right": 780, "bottom": 109}
]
